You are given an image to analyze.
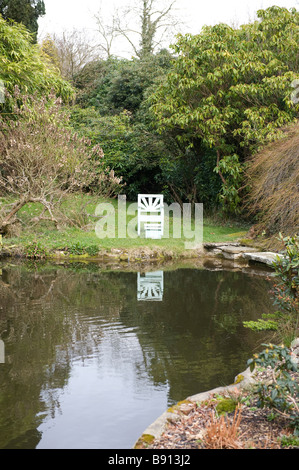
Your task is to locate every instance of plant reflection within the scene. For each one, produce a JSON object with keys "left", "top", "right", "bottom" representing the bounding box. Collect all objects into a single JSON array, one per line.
[{"left": 0, "top": 262, "right": 274, "bottom": 448}]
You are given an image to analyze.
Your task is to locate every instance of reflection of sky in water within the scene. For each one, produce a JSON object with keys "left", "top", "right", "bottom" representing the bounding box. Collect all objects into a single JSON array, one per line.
[
  {"left": 0, "top": 265, "right": 274, "bottom": 449},
  {"left": 37, "top": 323, "right": 168, "bottom": 449}
]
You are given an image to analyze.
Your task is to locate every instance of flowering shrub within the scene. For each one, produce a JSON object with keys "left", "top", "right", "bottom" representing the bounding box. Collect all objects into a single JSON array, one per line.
[{"left": 0, "top": 89, "right": 123, "bottom": 234}]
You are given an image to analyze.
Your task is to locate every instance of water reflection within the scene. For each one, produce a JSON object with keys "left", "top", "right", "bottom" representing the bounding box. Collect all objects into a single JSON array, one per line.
[
  {"left": 137, "top": 271, "right": 164, "bottom": 301},
  {"left": 0, "top": 262, "right": 274, "bottom": 449}
]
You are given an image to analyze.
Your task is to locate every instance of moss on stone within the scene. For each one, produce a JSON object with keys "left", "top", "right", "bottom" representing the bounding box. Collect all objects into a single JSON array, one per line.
[
  {"left": 134, "top": 434, "right": 155, "bottom": 449},
  {"left": 234, "top": 374, "right": 245, "bottom": 384},
  {"left": 215, "top": 398, "right": 237, "bottom": 415},
  {"left": 167, "top": 399, "right": 192, "bottom": 414}
]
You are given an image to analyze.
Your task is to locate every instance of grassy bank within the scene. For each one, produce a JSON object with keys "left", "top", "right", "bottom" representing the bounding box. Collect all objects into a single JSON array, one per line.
[{"left": 1, "top": 194, "right": 249, "bottom": 259}]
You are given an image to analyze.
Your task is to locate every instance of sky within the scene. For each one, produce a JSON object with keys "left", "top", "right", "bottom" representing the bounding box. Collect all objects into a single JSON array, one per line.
[{"left": 38, "top": 0, "right": 298, "bottom": 57}]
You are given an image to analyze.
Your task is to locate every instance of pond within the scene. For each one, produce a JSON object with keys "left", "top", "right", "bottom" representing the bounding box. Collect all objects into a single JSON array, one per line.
[{"left": 0, "top": 260, "right": 274, "bottom": 449}]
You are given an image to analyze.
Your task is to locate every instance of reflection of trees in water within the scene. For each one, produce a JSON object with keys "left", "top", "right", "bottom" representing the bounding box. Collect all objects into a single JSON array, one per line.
[
  {"left": 0, "top": 264, "right": 132, "bottom": 448},
  {"left": 0, "top": 263, "right": 274, "bottom": 447},
  {"left": 119, "top": 268, "right": 274, "bottom": 401},
  {"left": 0, "top": 267, "right": 70, "bottom": 448}
]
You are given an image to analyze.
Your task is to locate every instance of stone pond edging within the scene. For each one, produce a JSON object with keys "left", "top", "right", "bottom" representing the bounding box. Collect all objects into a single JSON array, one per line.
[
  {"left": 133, "top": 366, "right": 256, "bottom": 449},
  {"left": 50, "top": 242, "right": 282, "bottom": 269},
  {"left": 203, "top": 242, "right": 281, "bottom": 266},
  {"left": 0, "top": 239, "right": 282, "bottom": 271},
  {"left": 133, "top": 338, "right": 299, "bottom": 449}
]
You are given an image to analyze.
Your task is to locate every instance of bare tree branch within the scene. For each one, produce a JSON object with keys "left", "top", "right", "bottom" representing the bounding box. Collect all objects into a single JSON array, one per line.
[
  {"left": 94, "top": 0, "right": 182, "bottom": 59},
  {"left": 94, "top": 7, "right": 122, "bottom": 58},
  {"left": 42, "top": 29, "right": 102, "bottom": 81}
]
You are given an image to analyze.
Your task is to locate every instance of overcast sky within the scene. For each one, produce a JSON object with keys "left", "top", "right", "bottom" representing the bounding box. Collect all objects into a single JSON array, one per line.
[{"left": 38, "top": 0, "right": 298, "bottom": 57}]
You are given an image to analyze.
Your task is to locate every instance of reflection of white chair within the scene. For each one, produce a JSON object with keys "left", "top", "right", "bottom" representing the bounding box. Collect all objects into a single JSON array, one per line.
[
  {"left": 137, "top": 271, "right": 164, "bottom": 301},
  {"left": 137, "top": 194, "right": 164, "bottom": 239}
]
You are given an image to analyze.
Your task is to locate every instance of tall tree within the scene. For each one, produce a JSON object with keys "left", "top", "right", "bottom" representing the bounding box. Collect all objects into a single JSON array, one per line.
[
  {"left": 41, "top": 30, "right": 101, "bottom": 82},
  {"left": 94, "top": 6, "right": 121, "bottom": 59},
  {"left": 150, "top": 6, "right": 299, "bottom": 213},
  {"left": 95, "top": 0, "right": 181, "bottom": 59},
  {"left": 138, "top": 0, "right": 176, "bottom": 57},
  {"left": 0, "top": 0, "right": 45, "bottom": 41}
]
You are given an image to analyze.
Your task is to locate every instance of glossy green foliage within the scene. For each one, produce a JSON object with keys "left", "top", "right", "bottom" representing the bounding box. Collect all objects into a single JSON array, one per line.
[
  {"left": 71, "top": 52, "right": 176, "bottom": 200},
  {"left": 151, "top": 7, "right": 299, "bottom": 152},
  {"left": 149, "top": 6, "right": 299, "bottom": 211},
  {"left": 0, "top": 15, "right": 74, "bottom": 108},
  {"left": 247, "top": 343, "right": 299, "bottom": 435},
  {"left": 272, "top": 234, "right": 299, "bottom": 314},
  {"left": 70, "top": 106, "right": 171, "bottom": 200},
  {"left": 75, "top": 50, "right": 173, "bottom": 117}
]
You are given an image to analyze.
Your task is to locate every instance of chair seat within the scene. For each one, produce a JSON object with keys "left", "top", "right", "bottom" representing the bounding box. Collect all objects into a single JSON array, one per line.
[{"left": 144, "top": 223, "right": 163, "bottom": 239}]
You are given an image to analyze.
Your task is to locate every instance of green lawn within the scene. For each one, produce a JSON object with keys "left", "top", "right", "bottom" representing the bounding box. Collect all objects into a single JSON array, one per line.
[{"left": 1, "top": 194, "right": 249, "bottom": 256}]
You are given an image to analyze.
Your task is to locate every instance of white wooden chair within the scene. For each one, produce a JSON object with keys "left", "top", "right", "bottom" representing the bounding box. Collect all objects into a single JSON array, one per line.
[{"left": 137, "top": 194, "right": 164, "bottom": 239}]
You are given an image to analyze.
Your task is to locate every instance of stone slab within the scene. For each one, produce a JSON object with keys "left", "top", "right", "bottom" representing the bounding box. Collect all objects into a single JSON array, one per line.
[
  {"left": 221, "top": 246, "right": 258, "bottom": 260},
  {"left": 221, "top": 246, "right": 257, "bottom": 254},
  {"left": 242, "top": 252, "right": 279, "bottom": 266},
  {"left": 204, "top": 242, "right": 240, "bottom": 249}
]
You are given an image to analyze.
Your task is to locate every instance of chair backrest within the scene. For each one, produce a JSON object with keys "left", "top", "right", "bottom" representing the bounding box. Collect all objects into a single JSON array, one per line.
[
  {"left": 138, "top": 194, "right": 163, "bottom": 212},
  {"left": 137, "top": 194, "right": 164, "bottom": 237}
]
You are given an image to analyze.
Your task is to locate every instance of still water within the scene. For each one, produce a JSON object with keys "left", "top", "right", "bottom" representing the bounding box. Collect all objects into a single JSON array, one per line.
[{"left": 0, "top": 261, "right": 274, "bottom": 449}]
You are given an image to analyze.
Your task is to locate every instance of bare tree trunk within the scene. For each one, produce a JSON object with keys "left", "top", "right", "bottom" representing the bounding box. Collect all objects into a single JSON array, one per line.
[
  {"left": 0, "top": 197, "right": 59, "bottom": 235},
  {"left": 216, "top": 149, "right": 227, "bottom": 185},
  {"left": 95, "top": 0, "right": 180, "bottom": 59}
]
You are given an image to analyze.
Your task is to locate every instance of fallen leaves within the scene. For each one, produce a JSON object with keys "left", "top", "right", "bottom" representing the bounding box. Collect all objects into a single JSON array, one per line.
[{"left": 144, "top": 394, "right": 295, "bottom": 449}]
